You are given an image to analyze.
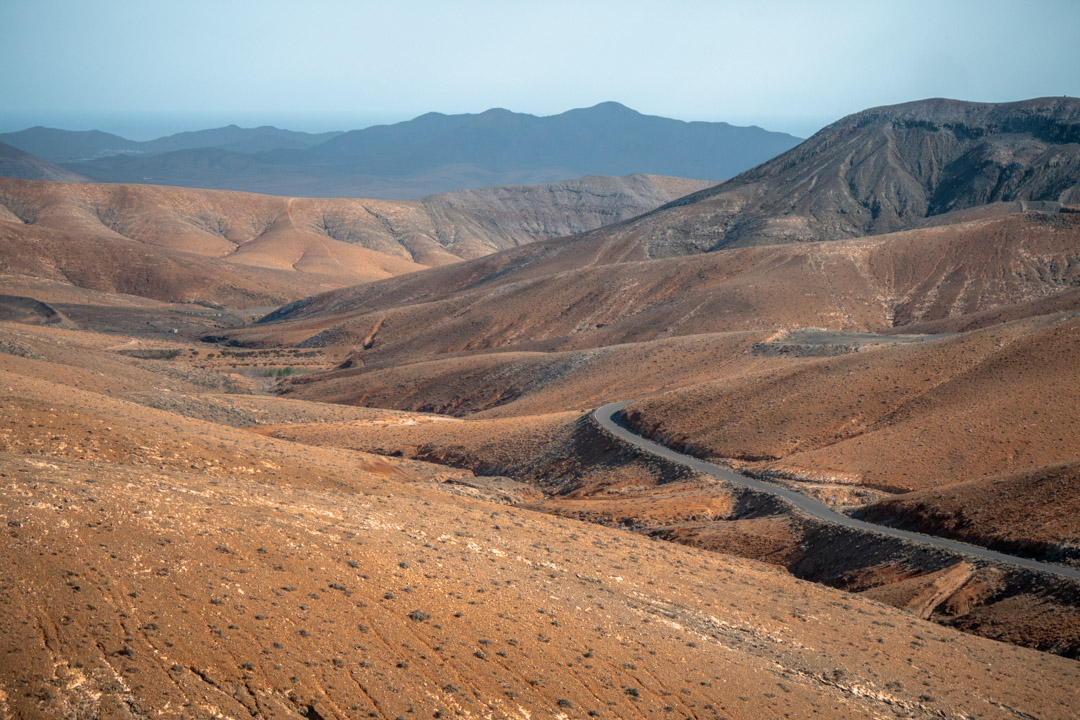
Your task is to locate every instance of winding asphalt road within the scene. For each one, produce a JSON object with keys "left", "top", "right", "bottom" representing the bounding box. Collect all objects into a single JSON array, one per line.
[{"left": 595, "top": 401, "right": 1080, "bottom": 582}]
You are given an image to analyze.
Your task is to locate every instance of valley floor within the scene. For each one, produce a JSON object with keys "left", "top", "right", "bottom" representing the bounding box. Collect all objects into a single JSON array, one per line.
[{"left": 2, "top": 288, "right": 1080, "bottom": 719}]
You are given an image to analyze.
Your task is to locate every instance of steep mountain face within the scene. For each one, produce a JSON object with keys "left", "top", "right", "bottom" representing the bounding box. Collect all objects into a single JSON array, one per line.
[
  {"left": 585, "top": 97, "right": 1080, "bottom": 257},
  {"left": 0, "top": 142, "right": 89, "bottom": 183},
  {"left": 47, "top": 103, "right": 800, "bottom": 198}
]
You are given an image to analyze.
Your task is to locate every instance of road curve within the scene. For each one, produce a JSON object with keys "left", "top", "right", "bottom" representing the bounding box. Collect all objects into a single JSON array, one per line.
[{"left": 594, "top": 401, "right": 1080, "bottom": 582}]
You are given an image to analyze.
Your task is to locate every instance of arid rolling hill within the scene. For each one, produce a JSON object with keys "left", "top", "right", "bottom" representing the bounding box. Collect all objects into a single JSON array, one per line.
[
  {"left": 5, "top": 96, "right": 1080, "bottom": 715},
  {"left": 0, "top": 174, "right": 709, "bottom": 307},
  {"left": 2, "top": 319, "right": 1080, "bottom": 719},
  {"left": 185, "top": 101, "right": 1080, "bottom": 661},
  {"left": 618, "top": 310, "right": 1080, "bottom": 500},
  {"left": 222, "top": 203, "right": 1080, "bottom": 623},
  {"left": 239, "top": 211, "right": 1080, "bottom": 562},
  {"left": 230, "top": 206, "right": 1080, "bottom": 351}
]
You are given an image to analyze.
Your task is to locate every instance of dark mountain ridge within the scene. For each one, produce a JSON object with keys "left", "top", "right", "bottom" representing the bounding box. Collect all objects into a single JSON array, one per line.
[
  {"left": 0, "top": 125, "right": 343, "bottom": 164},
  {"left": 0, "top": 142, "right": 90, "bottom": 183},
  {"left": 0, "top": 127, "right": 138, "bottom": 164},
  {"left": 23, "top": 103, "right": 802, "bottom": 199},
  {"left": 302, "top": 102, "right": 800, "bottom": 179}
]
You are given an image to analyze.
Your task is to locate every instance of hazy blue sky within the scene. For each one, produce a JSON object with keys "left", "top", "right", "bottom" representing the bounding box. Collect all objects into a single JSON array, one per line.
[{"left": 3, "top": 0, "right": 1079, "bottom": 139}]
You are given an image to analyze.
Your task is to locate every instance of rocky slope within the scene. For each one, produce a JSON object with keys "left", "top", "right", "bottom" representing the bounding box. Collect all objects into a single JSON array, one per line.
[
  {"left": 233, "top": 206, "right": 1080, "bottom": 351},
  {"left": 565, "top": 97, "right": 1080, "bottom": 257},
  {"left": 5, "top": 320, "right": 1076, "bottom": 718}
]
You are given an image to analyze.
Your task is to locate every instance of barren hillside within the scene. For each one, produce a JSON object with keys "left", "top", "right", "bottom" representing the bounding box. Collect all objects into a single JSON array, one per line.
[
  {"left": 192, "top": 106, "right": 1080, "bottom": 655},
  {"left": 571, "top": 97, "right": 1080, "bottom": 257},
  {"left": 5, "top": 96, "right": 1080, "bottom": 716},
  {"left": 233, "top": 207, "right": 1080, "bottom": 351},
  {"left": 0, "top": 174, "right": 708, "bottom": 306},
  {"left": 5, "top": 320, "right": 1076, "bottom": 718}
]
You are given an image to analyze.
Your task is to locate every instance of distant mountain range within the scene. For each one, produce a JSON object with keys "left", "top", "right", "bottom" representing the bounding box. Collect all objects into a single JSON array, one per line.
[
  {"left": 0, "top": 125, "right": 343, "bottom": 163},
  {"left": 0, "top": 141, "right": 90, "bottom": 183},
  {"left": 0, "top": 103, "right": 802, "bottom": 199}
]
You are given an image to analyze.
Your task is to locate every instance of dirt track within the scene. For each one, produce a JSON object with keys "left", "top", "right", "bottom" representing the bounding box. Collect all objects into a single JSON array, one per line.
[{"left": 596, "top": 402, "right": 1080, "bottom": 582}]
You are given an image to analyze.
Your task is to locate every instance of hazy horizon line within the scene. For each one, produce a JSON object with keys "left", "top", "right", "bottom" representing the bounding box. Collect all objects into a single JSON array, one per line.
[
  {"left": 9, "top": 92, "right": 1075, "bottom": 145},
  {"left": 0, "top": 104, "right": 833, "bottom": 143}
]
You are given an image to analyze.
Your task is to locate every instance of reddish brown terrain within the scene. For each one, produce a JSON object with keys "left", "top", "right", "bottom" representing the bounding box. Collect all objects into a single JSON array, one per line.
[
  {"left": 205, "top": 100, "right": 1080, "bottom": 654},
  {"left": 225, "top": 205, "right": 1080, "bottom": 352},
  {"left": 4, "top": 313, "right": 1080, "bottom": 719},
  {"left": 0, "top": 174, "right": 709, "bottom": 306},
  {"left": 3, "top": 97, "right": 1080, "bottom": 717}
]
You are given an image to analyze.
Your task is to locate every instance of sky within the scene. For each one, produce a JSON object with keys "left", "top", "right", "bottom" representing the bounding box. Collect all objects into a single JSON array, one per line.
[{"left": 2, "top": 0, "right": 1079, "bottom": 140}]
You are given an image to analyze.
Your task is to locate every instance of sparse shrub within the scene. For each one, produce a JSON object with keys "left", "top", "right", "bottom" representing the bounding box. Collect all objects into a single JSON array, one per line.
[{"left": 116, "top": 348, "right": 182, "bottom": 360}]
